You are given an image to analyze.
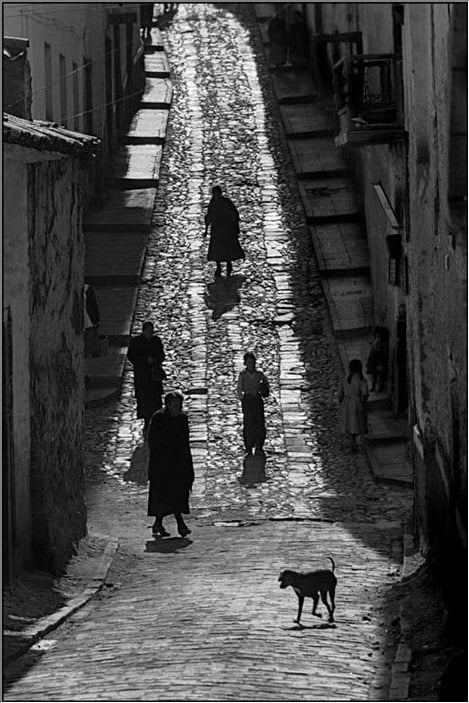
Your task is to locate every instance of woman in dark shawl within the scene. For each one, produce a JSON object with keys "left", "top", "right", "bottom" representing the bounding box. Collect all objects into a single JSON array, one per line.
[
  {"left": 127, "top": 321, "right": 166, "bottom": 437},
  {"left": 237, "top": 352, "right": 270, "bottom": 456},
  {"left": 147, "top": 391, "right": 194, "bottom": 537},
  {"left": 204, "top": 185, "right": 245, "bottom": 278}
]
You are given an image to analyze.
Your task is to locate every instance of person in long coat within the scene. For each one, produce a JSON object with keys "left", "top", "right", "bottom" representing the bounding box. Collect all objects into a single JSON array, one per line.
[
  {"left": 338, "top": 359, "right": 369, "bottom": 451},
  {"left": 127, "top": 321, "right": 166, "bottom": 436},
  {"left": 204, "top": 185, "right": 245, "bottom": 278},
  {"left": 148, "top": 391, "right": 194, "bottom": 537},
  {"left": 237, "top": 352, "right": 270, "bottom": 455},
  {"left": 287, "top": 10, "right": 309, "bottom": 67},
  {"left": 268, "top": 12, "right": 288, "bottom": 71}
]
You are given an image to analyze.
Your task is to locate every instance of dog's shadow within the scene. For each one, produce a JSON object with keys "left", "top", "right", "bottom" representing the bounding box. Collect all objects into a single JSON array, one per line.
[
  {"left": 145, "top": 537, "right": 192, "bottom": 553},
  {"left": 282, "top": 622, "right": 337, "bottom": 631}
]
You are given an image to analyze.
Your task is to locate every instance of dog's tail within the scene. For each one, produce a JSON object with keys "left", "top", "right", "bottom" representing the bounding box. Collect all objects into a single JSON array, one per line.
[{"left": 327, "top": 557, "right": 335, "bottom": 572}]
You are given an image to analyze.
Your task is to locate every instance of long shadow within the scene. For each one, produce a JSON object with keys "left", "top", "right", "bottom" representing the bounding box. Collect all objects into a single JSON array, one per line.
[
  {"left": 205, "top": 274, "right": 245, "bottom": 321},
  {"left": 123, "top": 443, "right": 148, "bottom": 486},
  {"left": 238, "top": 453, "right": 267, "bottom": 487},
  {"left": 145, "top": 537, "right": 192, "bottom": 553}
]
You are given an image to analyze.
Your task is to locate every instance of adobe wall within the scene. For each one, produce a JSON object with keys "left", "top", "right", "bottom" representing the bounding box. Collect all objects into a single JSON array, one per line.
[{"left": 28, "top": 157, "right": 87, "bottom": 574}]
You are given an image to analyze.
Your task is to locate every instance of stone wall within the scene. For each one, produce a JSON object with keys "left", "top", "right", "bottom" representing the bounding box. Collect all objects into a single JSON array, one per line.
[
  {"left": 3, "top": 157, "right": 32, "bottom": 576},
  {"left": 28, "top": 157, "right": 87, "bottom": 574}
]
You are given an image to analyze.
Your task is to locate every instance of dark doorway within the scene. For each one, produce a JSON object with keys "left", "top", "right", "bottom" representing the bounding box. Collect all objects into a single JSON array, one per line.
[
  {"left": 3, "top": 307, "right": 16, "bottom": 584},
  {"left": 395, "top": 305, "right": 408, "bottom": 416}
]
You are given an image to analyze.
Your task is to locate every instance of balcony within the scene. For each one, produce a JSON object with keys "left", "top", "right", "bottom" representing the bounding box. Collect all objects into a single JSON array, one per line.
[{"left": 333, "top": 54, "right": 406, "bottom": 147}]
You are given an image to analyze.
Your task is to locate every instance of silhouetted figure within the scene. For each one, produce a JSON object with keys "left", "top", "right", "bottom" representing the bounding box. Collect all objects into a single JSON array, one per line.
[
  {"left": 268, "top": 12, "right": 287, "bottom": 72},
  {"left": 237, "top": 352, "right": 270, "bottom": 456},
  {"left": 287, "top": 11, "right": 309, "bottom": 67},
  {"left": 204, "top": 185, "right": 245, "bottom": 278},
  {"left": 128, "top": 321, "right": 166, "bottom": 437},
  {"left": 366, "top": 326, "right": 389, "bottom": 392},
  {"left": 338, "top": 359, "right": 369, "bottom": 451},
  {"left": 148, "top": 391, "right": 194, "bottom": 538}
]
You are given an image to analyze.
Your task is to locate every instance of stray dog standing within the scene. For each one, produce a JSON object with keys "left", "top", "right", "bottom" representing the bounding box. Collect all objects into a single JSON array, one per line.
[{"left": 278, "top": 557, "right": 337, "bottom": 624}]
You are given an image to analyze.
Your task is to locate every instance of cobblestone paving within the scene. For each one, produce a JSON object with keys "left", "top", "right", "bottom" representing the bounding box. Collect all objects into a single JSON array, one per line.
[
  {"left": 4, "top": 5, "right": 412, "bottom": 700},
  {"left": 87, "top": 3, "right": 411, "bottom": 526}
]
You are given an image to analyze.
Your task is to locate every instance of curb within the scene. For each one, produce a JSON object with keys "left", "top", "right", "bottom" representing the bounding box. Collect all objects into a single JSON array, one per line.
[
  {"left": 387, "top": 528, "right": 416, "bottom": 701},
  {"left": 3, "top": 535, "right": 119, "bottom": 666}
]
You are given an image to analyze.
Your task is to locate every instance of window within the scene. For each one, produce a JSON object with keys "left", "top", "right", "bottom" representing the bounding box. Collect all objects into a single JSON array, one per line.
[
  {"left": 72, "top": 62, "right": 79, "bottom": 131},
  {"left": 59, "top": 54, "right": 67, "bottom": 127},
  {"left": 83, "top": 58, "right": 93, "bottom": 135},
  {"left": 44, "top": 43, "right": 53, "bottom": 120}
]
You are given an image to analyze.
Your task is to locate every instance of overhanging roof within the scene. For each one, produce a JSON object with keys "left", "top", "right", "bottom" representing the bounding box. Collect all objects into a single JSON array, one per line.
[{"left": 3, "top": 113, "right": 100, "bottom": 156}]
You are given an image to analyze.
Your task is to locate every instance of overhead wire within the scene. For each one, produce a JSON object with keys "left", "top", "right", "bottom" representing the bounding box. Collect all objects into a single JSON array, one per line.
[{"left": 5, "top": 35, "right": 140, "bottom": 111}]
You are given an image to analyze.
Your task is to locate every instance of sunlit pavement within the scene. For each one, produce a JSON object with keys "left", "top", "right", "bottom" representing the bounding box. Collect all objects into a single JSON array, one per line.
[{"left": 4, "top": 5, "right": 413, "bottom": 700}]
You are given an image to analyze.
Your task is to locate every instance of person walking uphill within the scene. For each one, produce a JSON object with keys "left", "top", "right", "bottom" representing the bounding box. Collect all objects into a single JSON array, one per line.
[
  {"left": 148, "top": 391, "right": 194, "bottom": 538},
  {"left": 237, "top": 352, "right": 270, "bottom": 456},
  {"left": 204, "top": 185, "right": 245, "bottom": 278},
  {"left": 338, "top": 359, "right": 369, "bottom": 451},
  {"left": 128, "top": 321, "right": 166, "bottom": 437}
]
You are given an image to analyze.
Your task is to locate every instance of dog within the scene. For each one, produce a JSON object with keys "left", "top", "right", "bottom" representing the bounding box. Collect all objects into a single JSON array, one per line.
[{"left": 278, "top": 557, "right": 337, "bottom": 624}]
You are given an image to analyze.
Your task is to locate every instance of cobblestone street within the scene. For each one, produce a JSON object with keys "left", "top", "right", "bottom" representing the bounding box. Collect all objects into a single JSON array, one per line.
[{"left": 4, "top": 4, "right": 413, "bottom": 700}]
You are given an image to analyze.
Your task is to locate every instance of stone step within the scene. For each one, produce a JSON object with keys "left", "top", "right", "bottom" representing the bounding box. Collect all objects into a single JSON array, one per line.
[
  {"left": 144, "top": 28, "right": 165, "bottom": 51},
  {"left": 84, "top": 188, "right": 155, "bottom": 232},
  {"left": 144, "top": 52, "right": 170, "bottom": 77},
  {"left": 280, "top": 103, "right": 336, "bottom": 137},
  {"left": 85, "top": 346, "right": 128, "bottom": 388},
  {"left": 366, "top": 439, "right": 412, "bottom": 486},
  {"left": 109, "top": 144, "right": 163, "bottom": 188},
  {"left": 298, "top": 177, "right": 361, "bottom": 223},
  {"left": 272, "top": 70, "right": 316, "bottom": 104},
  {"left": 85, "top": 386, "right": 120, "bottom": 409},
  {"left": 126, "top": 109, "right": 169, "bottom": 145},
  {"left": 323, "top": 274, "right": 373, "bottom": 337},
  {"left": 367, "top": 410, "right": 409, "bottom": 441},
  {"left": 85, "top": 230, "right": 148, "bottom": 285},
  {"left": 288, "top": 136, "right": 349, "bottom": 178},
  {"left": 140, "top": 77, "right": 172, "bottom": 108},
  {"left": 310, "top": 223, "right": 369, "bottom": 274},
  {"left": 91, "top": 286, "right": 139, "bottom": 344}
]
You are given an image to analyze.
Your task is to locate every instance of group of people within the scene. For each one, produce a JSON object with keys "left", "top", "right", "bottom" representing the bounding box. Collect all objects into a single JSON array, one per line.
[
  {"left": 268, "top": 7, "right": 309, "bottom": 72},
  {"left": 124, "top": 183, "right": 384, "bottom": 537},
  {"left": 127, "top": 318, "right": 270, "bottom": 537}
]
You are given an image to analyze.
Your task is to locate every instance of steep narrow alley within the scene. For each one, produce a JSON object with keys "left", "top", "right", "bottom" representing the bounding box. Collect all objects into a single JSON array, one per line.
[{"left": 4, "top": 5, "right": 413, "bottom": 700}]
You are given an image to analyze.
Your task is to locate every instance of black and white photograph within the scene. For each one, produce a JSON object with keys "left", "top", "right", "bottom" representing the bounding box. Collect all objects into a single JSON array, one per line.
[{"left": 3, "top": 1, "right": 467, "bottom": 701}]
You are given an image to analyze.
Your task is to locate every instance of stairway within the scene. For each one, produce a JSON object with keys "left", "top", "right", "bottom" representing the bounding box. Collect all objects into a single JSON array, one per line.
[
  {"left": 84, "top": 20, "right": 172, "bottom": 408},
  {"left": 253, "top": 5, "right": 411, "bottom": 486}
]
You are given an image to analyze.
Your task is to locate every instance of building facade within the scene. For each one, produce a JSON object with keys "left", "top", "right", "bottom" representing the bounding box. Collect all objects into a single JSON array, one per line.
[
  {"left": 3, "top": 39, "right": 99, "bottom": 578},
  {"left": 3, "top": 2, "right": 145, "bottom": 204},
  {"left": 306, "top": 2, "right": 467, "bottom": 562}
]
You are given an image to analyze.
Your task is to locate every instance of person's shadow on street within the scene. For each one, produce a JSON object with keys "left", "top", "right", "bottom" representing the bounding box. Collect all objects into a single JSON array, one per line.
[
  {"left": 123, "top": 444, "right": 148, "bottom": 486},
  {"left": 205, "top": 274, "right": 245, "bottom": 321},
  {"left": 145, "top": 537, "right": 192, "bottom": 553},
  {"left": 238, "top": 452, "right": 267, "bottom": 487}
]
